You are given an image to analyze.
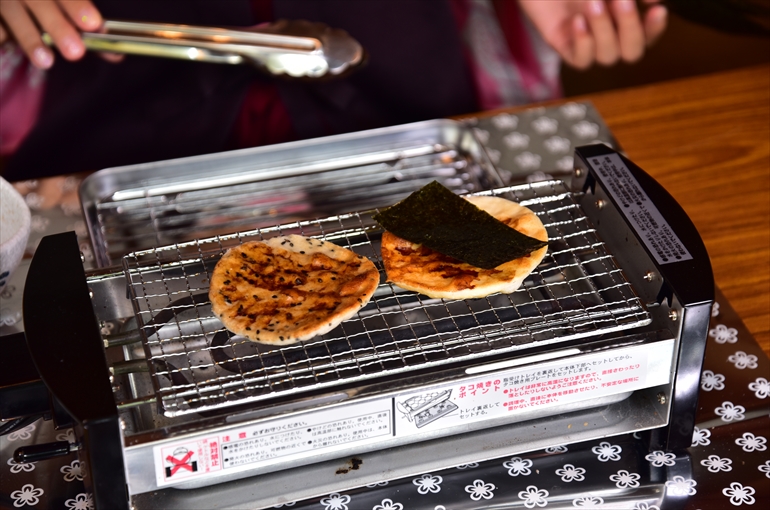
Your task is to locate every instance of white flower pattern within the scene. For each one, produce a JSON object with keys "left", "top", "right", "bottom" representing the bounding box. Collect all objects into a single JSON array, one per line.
[
  {"left": 30, "top": 215, "right": 50, "bottom": 232},
  {"left": 573, "top": 495, "right": 603, "bottom": 507},
  {"left": 728, "top": 351, "right": 758, "bottom": 370},
  {"left": 645, "top": 450, "right": 676, "bottom": 467},
  {"left": 532, "top": 116, "right": 558, "bottom": 134},
  {"left": 735, "top": 432, "right": 767, "bottom": 452},
  {"left": 609, "top": 469, "right": 640, "bottom": 488},
  {"left": 65, "top": 493, "right": 94, "bottom": 510},
  {"left": 7, "top": 423, "right": 36, "bottom": 442},
  {"left": 465, "top": 479, "right": 496, "bottom": 501},
  {"left": 7, "top": 457, "right": 35, "bottom": 473},
  {"left": 711, "top": 301, "right": 720, "bottom": 316},
  {"left": 486, "top": 147, "right": 501, "bottom": 164},
  {"left": 503, "top": 456, "right": 533, "bottom": 476},
  {"left": 758, "top": 460, "right": 770, "bottom": 478},
  {"left": 517, "top": 485, "right": 549, "bottom": 508},
  {"left": 555, "top": 464, "right": 586, "bottom": 482},
  {"left": 545, "top": 445, "right": 568, "bottom": 454},
  {"left": 692, "top": 426, "right": 712, "bottom": 446},
  {"left": 748, "top": 377, "right": 770, "bottom": 399},
  {"left": 503, "top": 131, "right": 530, "bottom": 149},
  {"left": 555, "top": 155, "right": 574, "bottom": 170},
  {"left": 412, "top": 474, "right": 442, "bottom": 494},
  {"left": 514, "top": 151, "right": 542, "bottom": 170},
  {"left": 665, "top": 476, "right": 697, "bottom": 496},
  {"left": 373, "top": 499, "right": 402, "bottom": 510},
  {"left": 722, "top": 482, "right": 756, "bottom": 506},
  {"left": 543, "top": 136, "right": 571, "bottom": 154},
  {"left": 525, "top": 171, "right": 554, "bottom": 183},
  {"left": 560, "top": 102, "right": 587, "bottom": 119},
  {"left": 491, "top": 113, "right": 518, "bottom": 130},
  {"left": 715, "top": 401, "right": 746, "bottom": 422},
  {"left": 701, "top": 370, "right": 726, "bottom": 391},
  {"left": 472, "top": 128, "right": 490, "bottom": 144},
  {"left": 591, "top": 441, "right": 622, "bottom": 462},
  {"left": 10, "top": 484, "right": 44, "bottom": 508},
  {"left": 320, "top": 493, "right": 350, "bottom": 510},
  {"left": 701, "top": 455, "right": 733, "bottom": 472},
  {"left": 61, "top": 460, "right": 84, "bottom": 482},
  {"left": 56, "top": 428, "right": 76, "bottom": 443},
  {"left": 709, "top": 324, "right": 738, "bottom": 343},
  {"left": 634, "top": 503, "right": 661, "bottom": 510},
  {"left": 571, "top": 120, "right": 599, "bottom": 139}
]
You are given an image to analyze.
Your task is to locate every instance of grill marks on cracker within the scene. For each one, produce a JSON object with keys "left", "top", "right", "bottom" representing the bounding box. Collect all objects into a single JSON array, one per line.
[{"left": 210, "top": 235, "right": 379, "bottom": 345}]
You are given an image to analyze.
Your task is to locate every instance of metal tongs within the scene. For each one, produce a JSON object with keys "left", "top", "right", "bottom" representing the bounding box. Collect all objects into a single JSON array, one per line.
[{"left": 43, "top": 19, "right": 365, "bottom": 78}]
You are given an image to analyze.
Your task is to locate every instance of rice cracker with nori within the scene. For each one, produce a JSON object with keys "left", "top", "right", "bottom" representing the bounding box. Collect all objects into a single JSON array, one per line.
[
  {"left": 209, "top": 235, "right": 379, "bottom": 344},
  {"left": 379, "top": 194, "right": 548, "bottom": 299},
  {"left": 373, "top": 180, "right": 547, "bottom": 269}
]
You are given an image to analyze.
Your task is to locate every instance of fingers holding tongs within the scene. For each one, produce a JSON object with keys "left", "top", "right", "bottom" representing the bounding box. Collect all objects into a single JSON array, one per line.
[{"left": 42, "top": 19, "right": 365, "bottom": 78}]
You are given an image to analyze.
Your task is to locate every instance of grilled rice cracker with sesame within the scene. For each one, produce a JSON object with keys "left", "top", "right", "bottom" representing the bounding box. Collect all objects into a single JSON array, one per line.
[
  {"left": 381, "top": 196, "right": 548, "bottom": 300},
  {"left": 209, "top": 235, "right": 379, "bottom": 344}
]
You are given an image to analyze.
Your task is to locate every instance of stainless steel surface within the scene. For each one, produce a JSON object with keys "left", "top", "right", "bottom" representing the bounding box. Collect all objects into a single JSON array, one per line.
[
  {"left": 80, "top": 120, "right": 502, "bottom": 267},
  {"left": 128, "top": 384, "right": 670, "bottom": 508},
  {"left": 120, "top": 181, "right": 650, "bottom": 417},
  {"left": 119, "top": 332, "right": 674, "bottom": 496},
  {"left": 44, "top": 19, "right": 364, "bottom": 77}
]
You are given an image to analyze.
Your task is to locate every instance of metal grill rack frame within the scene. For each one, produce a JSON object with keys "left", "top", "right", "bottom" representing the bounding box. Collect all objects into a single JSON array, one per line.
[
  {"left": 123, "top": 181, "right": 650, "bottom": 417},
  {"left": 82, "top": 120, "right": 503, "bottom": 267}
]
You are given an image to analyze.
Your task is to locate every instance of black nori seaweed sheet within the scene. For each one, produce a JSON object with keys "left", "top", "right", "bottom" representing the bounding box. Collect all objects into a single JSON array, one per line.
[{"left": 373, "top": 181, "right": 547, "bottom": 269}]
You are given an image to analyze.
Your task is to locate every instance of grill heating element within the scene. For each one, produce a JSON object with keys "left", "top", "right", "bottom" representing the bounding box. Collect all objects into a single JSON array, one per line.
[{"left": 124, "top": 181, "right": 649, "bottom": 416}]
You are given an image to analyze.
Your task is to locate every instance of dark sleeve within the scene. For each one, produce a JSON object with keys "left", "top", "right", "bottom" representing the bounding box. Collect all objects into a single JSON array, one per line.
[
  {"left": 4, "top": 0, "right": 478, "bottom": 180},
  {"left": 4, "top": 0, "right": 257, "bottom": 180},
  {"left": 274, "top": 0, "right": 479, "bottom": 139}
]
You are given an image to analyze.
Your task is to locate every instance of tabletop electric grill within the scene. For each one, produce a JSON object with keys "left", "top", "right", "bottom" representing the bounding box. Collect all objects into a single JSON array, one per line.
[{"left": 3, "top": 121, "right": 713, "bottom": 509}]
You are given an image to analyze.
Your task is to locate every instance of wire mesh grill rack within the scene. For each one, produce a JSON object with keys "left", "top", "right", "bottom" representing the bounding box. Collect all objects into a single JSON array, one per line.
[{"left": 123, "top": 181, "right": 650, "bottom": 416}]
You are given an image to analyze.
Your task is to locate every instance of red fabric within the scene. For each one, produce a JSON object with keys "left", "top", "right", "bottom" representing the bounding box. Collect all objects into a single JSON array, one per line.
[
  {"left": 229, "top": 0, "right": 296, "bottom": 149},
  {"left": 230, "top": 79, "right": 296, "bottom": 149},
  {"left": 448, "top": 0, "right": 485, "bottom": 108},
  {"left": 492, "top": 0, "right": 552, "bottom": 98},
  {"left": 0, "top": 44, "right": 46, "bottom": 156}
]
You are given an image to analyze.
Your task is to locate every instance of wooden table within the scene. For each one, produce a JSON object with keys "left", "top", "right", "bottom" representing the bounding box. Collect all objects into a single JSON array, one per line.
[{"left": 508, "top": 64, "right": 770, "bottom": 357}]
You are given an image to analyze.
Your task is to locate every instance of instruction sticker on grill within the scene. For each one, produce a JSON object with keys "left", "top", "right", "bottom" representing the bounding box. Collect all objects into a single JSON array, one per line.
[
  {"left": 589, "top": 153, "right": 692, "bottom": 265},
  {"left": 153, "top": 400, "right": 392, "bottom": 487},
  {"left": 394, "top": 344, "right": 661, "bottom": 437}
]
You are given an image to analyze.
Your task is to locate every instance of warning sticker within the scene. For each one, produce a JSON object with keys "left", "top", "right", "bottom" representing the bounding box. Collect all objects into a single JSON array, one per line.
[
  {"left": 153, "top": 400, "right": 392, "bottom": 487},
  {"left": 220, "top": 410, "right": 391, "bottom": 468},
  {"left": 393, "top": 344, "right": 666, "bottom": 436},
  {"left": 589, "top": 153, "right": 693, "bottom": 265},
  {"left": 157, "top": 438, "right": 220, "bottom": 485}
]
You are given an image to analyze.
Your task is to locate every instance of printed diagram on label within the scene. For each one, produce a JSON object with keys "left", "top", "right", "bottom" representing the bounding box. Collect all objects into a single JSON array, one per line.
[
  {"left": 164, "top": 446, "right": 198, "bottom": 479},
  {"left": 396, "top": 389, "right": 459, "bottom": 428}
]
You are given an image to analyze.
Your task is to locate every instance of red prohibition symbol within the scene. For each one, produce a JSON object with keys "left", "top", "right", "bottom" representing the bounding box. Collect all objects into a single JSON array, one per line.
[{"left": 166, "top": 449, "right": 196, "bottom": 477}]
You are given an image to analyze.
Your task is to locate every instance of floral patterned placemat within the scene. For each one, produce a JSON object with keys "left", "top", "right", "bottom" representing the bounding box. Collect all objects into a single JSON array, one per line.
[{"left": 2, "top": 287, "right": 767, "bottom": 509}]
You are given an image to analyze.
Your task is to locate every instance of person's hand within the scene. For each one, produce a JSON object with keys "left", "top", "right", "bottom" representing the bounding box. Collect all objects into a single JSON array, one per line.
[
  {"left": 0, "top": 0, "right": 103, "bottom": 69},
  {"left": 518, "top": 0, "right": 668, "bottom": 70}
]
